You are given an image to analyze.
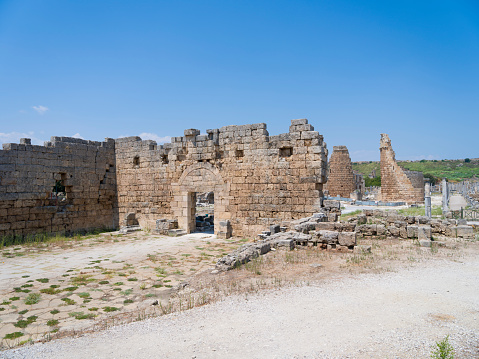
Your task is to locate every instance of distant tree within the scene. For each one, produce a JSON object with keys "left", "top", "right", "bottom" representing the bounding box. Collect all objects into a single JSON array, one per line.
[
  {"left": 365, "top": 176, "right": 381, "bottom": 187},
  {"left": 423, "top": 173, "right": 437, "bottom": 186},
  {"left": 465, "top": 158, "right": 471, "bottom": 163},
  {"left": 420, "top": 159, "right": 426, "bottom": 163}
]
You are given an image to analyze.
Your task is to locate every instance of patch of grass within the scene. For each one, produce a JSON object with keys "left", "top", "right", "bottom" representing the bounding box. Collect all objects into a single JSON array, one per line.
[
  {"left": 63, "top": 286, "right": 79, "bottom": 292},
  {"left": 120, "top": 289, "right": 133, "bottom": 296},
  {"left": 61, "top": 298, "right": 76, "bottom": 305},
  {"left": 123, "top": 299, "right": 134, "bottom": 304},
  {"left": 69, "top": 311, "right": 96, "bottom": 320},
  {"left": 24, "top": 293, "right": 41, "bottom": 305},
  {"left": 118, "top": 273, "right": 127, "bottom": 277},
  {"left": 21, "top": 275, "right": 30, "bottom": 278},
  {"left": 152, "top": 284, "right": 163, "bottom": 288},
  {"left": 145, "top": 293, "right": 156, "bottom": 298},
  {"left": 78, "top": 292, "right": 91, "bottom": 298},
  {"left": 98, "top": 280, "right": 109, "bottom": 285},
  {"left": 340, "top": 209, "right": 363, "bottom": 220},
  {"left": 21, "top": 284, "right": 33, "bottom": 288},
  {"left": 40, "top": 287, "right": 61, "bottom": 295},
  {"left": 1, "top": 300, "right": 11, "bottom": 305},
  {"left": 173, "top": 270, "right": 184, "bottom": 275},
  {"left": 88, "top": 307, "right": 99, "bottom": 311},
  {"left": 9, "top": 296, "right": 20, "bottom": 301},
  {"left": 0, "top": 307, "right": 6, "bottom": 311},
  {"left": 50, "top": 309, "right": 60, "bottom": 315},
  {"left": 36, "top": 278, "right": 49, "bottom": 283},
  {"left": 113, "top": 282, "right": 124, "bottom": 286},
  {"left": 47, "top": 319, "right": 59, "bottom": 326},
  {"left": 4, "top": 332, "right": 24, "bottom": 340},
  {"left": 154, "top": 267, "right": 167, "bottom": 275},
  {"left": 70, "top": 274, "right": 95, "bottom": 284},
  {"left": 14, "top": 316, "right": 37, "bottom": 328},
  {"left": 127, "top": 277, "right": 138, "bottom": 282},
  {"left": 103, "top": 306, "right": 119, "bottom": 312},
  {"left": 18, "top": 309, "right": 28, "bottom": 315}
]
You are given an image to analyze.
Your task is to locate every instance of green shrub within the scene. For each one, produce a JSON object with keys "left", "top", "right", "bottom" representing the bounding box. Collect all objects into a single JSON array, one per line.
[
  {"left": 431, "top": 335, "right": 455, "bottom": 359},
  {"left": 24, "top": 293, "right": 41, "bottom": 305}
]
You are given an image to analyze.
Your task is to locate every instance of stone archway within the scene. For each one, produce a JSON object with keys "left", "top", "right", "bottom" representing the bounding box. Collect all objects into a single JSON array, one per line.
[{"left": 172, "top": 163, "right": 229, "bottom": 234}]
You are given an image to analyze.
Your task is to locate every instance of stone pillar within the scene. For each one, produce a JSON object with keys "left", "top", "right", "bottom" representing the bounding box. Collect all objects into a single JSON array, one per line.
[
  {"left": 442, "top": 178, "right": 449, "bottom": 213},
  {"left": 425, "top": 182, "right": 431, "bottom": 219}
]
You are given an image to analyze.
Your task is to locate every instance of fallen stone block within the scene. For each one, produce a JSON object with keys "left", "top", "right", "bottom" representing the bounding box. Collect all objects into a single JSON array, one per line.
[
  {"left": 338, "top": 231, "right": 356, "bottom": 246},
  {"left": 456, "top": 225, "right": 474, "bottom": 239},
  {"left": 407, "top": 225, "right": 418, "bottom": 239},
  {"left": 418, "top": 225, "right": 431, "bottom": 240},
  {"left": 318, "top": 230, "right": 339, "bottom": 244}
]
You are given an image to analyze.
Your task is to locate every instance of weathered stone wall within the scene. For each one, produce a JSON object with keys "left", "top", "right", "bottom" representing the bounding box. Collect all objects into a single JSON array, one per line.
[
  {"left": 379, "top": 134, "right": 424, "bottom": 203},
  {"left": 114, "top": 119, "right": 328, "bottom": 237},
  {"left": 0, "top": 137, "right": 117, "bottom": 239},
  {"left": 324, "top": 145, "right": 355, "bottom": 198}
]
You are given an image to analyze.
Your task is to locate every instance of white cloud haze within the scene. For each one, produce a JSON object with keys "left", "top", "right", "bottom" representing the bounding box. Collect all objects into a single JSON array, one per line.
[
  {"left": 0, "top": 131, "right": 45, "bottom": 146},
  {"left": 138, "top": 133, "right": 172, "bottom": 144},
  {"left": 32, "top": 105, "right": 49, "bottom": 115}
]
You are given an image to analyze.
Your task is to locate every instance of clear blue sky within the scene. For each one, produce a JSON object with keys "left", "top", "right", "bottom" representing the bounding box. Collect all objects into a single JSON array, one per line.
[{"left": 1, "top": 0, "right": 478, "bottom": 161}]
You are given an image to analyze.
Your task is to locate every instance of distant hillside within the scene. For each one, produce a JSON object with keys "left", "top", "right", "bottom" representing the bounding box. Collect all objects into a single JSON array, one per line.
[{"left": 352, "top": 158, "right": 479, "bottom": 182}]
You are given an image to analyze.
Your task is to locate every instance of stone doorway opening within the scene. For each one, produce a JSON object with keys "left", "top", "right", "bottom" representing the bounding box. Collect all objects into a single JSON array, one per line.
[{"left": 190, "top": 192, "right": 215, "bottom": 234}]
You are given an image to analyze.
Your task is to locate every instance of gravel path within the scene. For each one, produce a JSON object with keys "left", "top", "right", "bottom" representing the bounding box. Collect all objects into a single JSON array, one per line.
[{"left": 3, "top": 254, "right": 479, "bottom": 358}]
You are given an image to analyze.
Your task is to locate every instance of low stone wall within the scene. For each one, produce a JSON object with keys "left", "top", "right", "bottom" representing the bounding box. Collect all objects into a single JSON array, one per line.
[{"left": 346, "top": 209, "right": 475, "bottom": 240}]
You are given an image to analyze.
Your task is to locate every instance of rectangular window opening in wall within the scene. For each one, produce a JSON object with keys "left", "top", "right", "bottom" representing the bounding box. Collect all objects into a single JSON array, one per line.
[
  {"left": 236, "top": 149, "right": 244, "bottom": 158},
  {"left": 279, "top": 147, "right": 293, "bottom": 158},
  {"left": 48, "top": 173, "right": 68, "bottom": 206},
  {"left": 133, "top": 156, "right": 140, "bottom": 168},
  {"left": 193, "top": 192, "right": 214, "bottom": 234},
  {"left": 161, "top": 155, "right": 169, "bottom": 164}
]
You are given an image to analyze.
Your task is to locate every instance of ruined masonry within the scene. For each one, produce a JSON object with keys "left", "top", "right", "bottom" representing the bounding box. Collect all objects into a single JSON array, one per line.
[
  {"left": 324, "top": 146, "right": 355, "bottom": 198},
  {"left": 379, "top": 134, "right": 424, "bottom": 203},
  {"left": 0, "top": 119, "right": 329, "bottom": 239}
]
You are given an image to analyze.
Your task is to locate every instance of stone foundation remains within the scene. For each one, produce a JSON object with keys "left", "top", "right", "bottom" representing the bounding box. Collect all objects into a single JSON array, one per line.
[
  {"left": 379, "top": 134, "right": 424, "bottom": 203},
  {"left": 1, "top": 119, "right": 328, "bottom": 239}
]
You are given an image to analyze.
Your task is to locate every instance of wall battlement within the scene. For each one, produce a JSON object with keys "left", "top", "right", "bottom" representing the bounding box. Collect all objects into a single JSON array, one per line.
[{"left": 1, "top": 119, "right": 328, "bottom": 239}]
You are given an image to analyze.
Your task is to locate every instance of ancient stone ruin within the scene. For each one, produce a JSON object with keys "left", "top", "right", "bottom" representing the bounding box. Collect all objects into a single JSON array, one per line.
[
  {"left": 379, "top": 134, "right": 424, "bottom": 203},
  {"left": 0, "top": 119, "right": 328, "bottom": 239},
  {"left": 324, "top": 145, "right": 355, "bottom": 198}
]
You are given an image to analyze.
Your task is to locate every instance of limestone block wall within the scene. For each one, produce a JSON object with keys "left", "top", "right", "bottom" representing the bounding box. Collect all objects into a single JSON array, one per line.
[
  {"left": 0, "top": 137, "right": 117, "bottom": 238},
  {"left": 324, "top": 146, "right": 355, "bottom": 198},
  {"left": 379, "top": 134, "right": 424, "bottom": 203},
  {"left": 115, "top": 119, "right": 328, "bottom": 237}
]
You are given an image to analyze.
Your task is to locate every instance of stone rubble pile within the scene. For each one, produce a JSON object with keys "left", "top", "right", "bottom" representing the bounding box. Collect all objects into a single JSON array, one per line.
[{"left": 215, "top": 210, "right": 357, "bottom": 271}]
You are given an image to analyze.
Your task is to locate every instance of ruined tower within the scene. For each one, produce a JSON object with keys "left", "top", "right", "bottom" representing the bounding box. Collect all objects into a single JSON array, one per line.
[
  {"left": 379, "top": 134, "right": 424, "bottom": 203},
  {"left": 325, "top": 146, "right": 355, "bottom": 198}
]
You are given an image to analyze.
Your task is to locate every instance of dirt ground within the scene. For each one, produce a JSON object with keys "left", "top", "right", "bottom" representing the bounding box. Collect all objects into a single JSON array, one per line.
[{"left": 1, "top": 229, "right": 479, "bottom": 358}]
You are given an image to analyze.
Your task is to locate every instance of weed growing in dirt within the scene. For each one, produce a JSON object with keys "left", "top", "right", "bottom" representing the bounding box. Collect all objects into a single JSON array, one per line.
[
  {"left": 69, "top": 311, "right": 96, "bottom": 320},
  {"left": 50, "top": 309, "right": 59, "bottom": 315},
  {"left": 103, "top": 306, "right": 119, "bottom": 312},
  {"left": 47, "top": 319, "right": 59, "bottom": 326},
  {"left": 24, "top": 293, "right": 41, "bottom": 305},
  {"left": 431, "top": 335, "right": 455, "bottom": 359},
  {"left": 4, "top": 332, "right": 24, "bottom": 340}
]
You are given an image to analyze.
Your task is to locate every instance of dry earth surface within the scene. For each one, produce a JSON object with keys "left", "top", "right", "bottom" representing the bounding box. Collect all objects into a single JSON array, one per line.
[{"left": 1, "top": 227, "right": 479, "bottom": 358}]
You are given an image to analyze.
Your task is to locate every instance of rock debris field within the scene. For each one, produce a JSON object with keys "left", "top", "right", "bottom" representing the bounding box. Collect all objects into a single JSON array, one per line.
[{"left": 2, "top": 238, "right": 479, "bottom": 358}]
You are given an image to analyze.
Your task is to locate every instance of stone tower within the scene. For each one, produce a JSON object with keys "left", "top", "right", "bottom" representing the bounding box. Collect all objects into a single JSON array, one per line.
[
  {"left": 326, "top": 146, "right": 355, "bottom": 198},
  {"left": 379, "top": 134, "right": 424, "bottom": 203}
]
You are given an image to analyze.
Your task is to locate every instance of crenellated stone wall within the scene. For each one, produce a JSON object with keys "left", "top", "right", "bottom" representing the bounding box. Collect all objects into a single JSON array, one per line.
[
  {"left": 0, "top": 137, "right": 117, "bottom": 239},
  {"left": 379, "top": 134, "right": 424, "bottom": 203},
  {"left": 114, "top": 119, "right": 329, "bottom": 237},
  {"left": 0, "top": 119, "right": 329, "bottom": 239}
]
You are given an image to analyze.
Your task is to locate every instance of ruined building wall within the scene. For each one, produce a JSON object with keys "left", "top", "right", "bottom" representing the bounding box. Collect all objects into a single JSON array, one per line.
[
  {"left": 379, "top": 134, "right": 424, "bottom": 203},
  {"left": 0, "top": 137, "right": 117, "bottom": 239},
  {"left": 115, "top": 119, "right": 328, "bottom": 237},
  {"left": 324, "top": 146, "right": 355, "bottom": 198}
]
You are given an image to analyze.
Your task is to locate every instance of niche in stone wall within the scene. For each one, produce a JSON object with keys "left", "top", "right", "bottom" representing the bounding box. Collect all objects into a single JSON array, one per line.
[
  {"left": 161, "top": 155, "right": 169, "bottom": 164},
  {"left": 235, "top": 149, "right": 244, "bottom": 158},
  {"left": 47, "top": 173, "right": 69, "bottom": 206},
  {"left": 279, "top": 147, "right": 293, "bottom": 158},
  {"left": 133, "top": 156, "right": 140, "bottom": 168}
]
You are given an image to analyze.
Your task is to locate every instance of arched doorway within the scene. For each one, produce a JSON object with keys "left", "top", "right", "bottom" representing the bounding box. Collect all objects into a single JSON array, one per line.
[{"left": 172, "top": 163, "right": 229, "bottom": 234}]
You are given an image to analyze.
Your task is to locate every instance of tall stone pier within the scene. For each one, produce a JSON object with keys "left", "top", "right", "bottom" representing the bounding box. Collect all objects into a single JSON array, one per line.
[{"left": 325, "top": 146, "right": 355, "bottom": 198}]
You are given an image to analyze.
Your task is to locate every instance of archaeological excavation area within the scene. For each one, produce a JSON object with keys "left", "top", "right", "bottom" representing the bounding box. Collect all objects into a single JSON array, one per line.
[{"left": 1, "top": 119, "right": 478, "bottom": 356}]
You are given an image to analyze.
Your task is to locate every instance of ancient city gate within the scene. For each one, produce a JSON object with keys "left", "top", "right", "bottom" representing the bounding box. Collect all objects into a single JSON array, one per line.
[{"left": 172, "top": 162, "right": 229, "bottom": 234}]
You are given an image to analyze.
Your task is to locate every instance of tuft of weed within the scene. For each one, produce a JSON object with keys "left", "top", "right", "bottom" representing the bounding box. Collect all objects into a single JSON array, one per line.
[
  {"left": 61, "top": 298, "right": 76, "bottom": 305},
  {"left": 47, "top": 319, "right": 59, "bottom": 326},
  {"left": 103, "top": 306, "right": 119, "bottom": 312},
  {"left": 50, "top": 309, "right": 60, "bottom": 315},
  {"left": 36, "top": 278, "right": 49, "bottom": 283},
  {"left": 24, "top": 293, "right": 41, "bottom": 305},
  {"left": 69, "top": 311, "right": 96, "bottom": 320},
  {"left": 4, "top": 332, "right": 24, "bottom": 340}
]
